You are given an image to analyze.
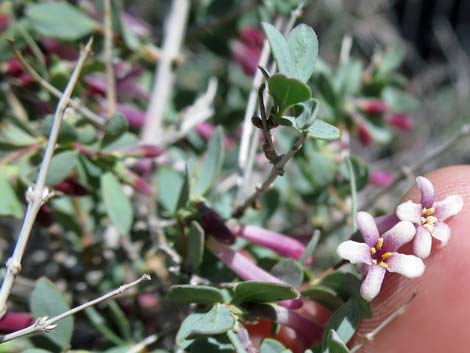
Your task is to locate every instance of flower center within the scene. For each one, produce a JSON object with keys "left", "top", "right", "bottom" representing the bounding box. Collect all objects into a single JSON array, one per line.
[
  {"left": 369, "top": 237, "right": 392, "bottom": 268},
  {"left": 421, "top": 207, "right": 437, "bottom": 232}
]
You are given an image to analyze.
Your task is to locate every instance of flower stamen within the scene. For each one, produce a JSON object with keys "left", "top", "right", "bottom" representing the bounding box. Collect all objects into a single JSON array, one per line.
[
  {"left": 381, "top": 252, "right": 393, "bottom": 260},
  {"left": 379, "top": 261, "right": 388, "bottom": 268},
  {"left": 376, "top": 237, "right": 384, "bottom": 250}
]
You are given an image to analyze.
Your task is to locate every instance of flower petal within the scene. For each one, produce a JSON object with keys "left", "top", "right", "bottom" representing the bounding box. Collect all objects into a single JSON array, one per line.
[
  {"left": 360, "top": 264, "right": 386, "bottom": 301},
  {"left": 416, "top": 176, "right": 435, "bottom": 208},
  {"left": 375, "top": 214, "right": 399, "bottom": 234},
  {"left": 432, "top": 221, "right": 451, "bottom": 247},
  {"left": 382, "top": 221, "right": 416, "bottom": 252},
  {"left": 386, "top": 253, "right": 425, "bottom": 278},
  {"left": 337, "top": 241, "right": 372, "bottom": 265},
  {"left": 413, "top": 225, "right": 432, "bottom": 258},
  {"left": 434, "top": 195, "right": 464, "bottom": 221},
  {"left": 396, "top": 200, "right": 422, "bottom": 224},
  {"left": 356, "top": 211, "right": 380, "bottom": 246}
]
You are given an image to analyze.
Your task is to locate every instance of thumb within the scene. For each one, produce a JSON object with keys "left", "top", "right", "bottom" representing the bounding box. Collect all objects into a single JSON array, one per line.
[{"left": 352, "top": 165, "right": 470, "bottom": 353}]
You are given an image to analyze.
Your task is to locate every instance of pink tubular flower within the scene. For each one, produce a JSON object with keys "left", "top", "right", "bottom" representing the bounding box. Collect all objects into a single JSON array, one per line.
[
  {"left": 231, "top": 27, "right": 264, "bottom": 76},
  {"left": 337, "top": 211, "right": 424, "bottom": 301},
  {"left": 369, "top": 170, "right": 393, "bottom": 187},
  {"left": 387, "top": 113, "right": 413, "bottom": 132},
  {"left": 396, "top": 176, "right": 464, "bottom": 258},
  {"left": 0, "top": 312, "right": 33, "bottom": 333},
  {"left": 357, "top": 99, "right": 389, "bottom": 114},
  {"left": 357, "top": 124, "right": 373, "bottom": 145},
  {"left": 205, "top": 237, "right": 301, "bottom": 309},
  {"left": 232, "top": 224, "right": 310, "bottom": 263}
]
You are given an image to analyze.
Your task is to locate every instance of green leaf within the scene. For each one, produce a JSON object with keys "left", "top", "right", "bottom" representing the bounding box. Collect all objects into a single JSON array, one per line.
[
  {"left": 101, "top": 113, "right": 129, "bottom": 148},
  {"left": 327, "top": 330, "right": 351, "bottom": 353},
  {"left": 293, "top": 98, "right": 320, "bottom": 129},
  {"left": 270, "top": 259, "right": 303, "bottom": 288},
  {"left": 187, "top": 337, "right": 234, "bottom": 353},
  {"left": 176, "top": 164, "right": 190, "bottom": 211},
  {"left": 322, "top": 300, "right": 361, "bottom": 350},
  {"left": 262, "top": 22, "right": 292, "bottom": 77},
  {"left": 232, "top": 281, "right": 299, "bottom": 304},
  {"left": 0, "top": 171, "right": 23, "bottom": 218},
  {"left": 46, "top": 151, "right": 78, "bottom": 185},
  {"left": 25, "top": 2, "right": 98, "bottom": 40},
  {"left": 185, "top": 221, "right": 205, "bottom": 271},
  {"left": 382, "top": 87, "right": 418, "bottom": 112},
  {"left": 154, "top": 167, "right": 184, "bottom": 214},
  {"left": 187, "top": 304, "right": 236, "bottom": 339},
  {"left": 377, "top": 48, "right": 404, "bottom": 77},
  {"left": 101, "top": 172, "right": 133, "bottom": 234},
  {"left": 23, "top": 350, "right": 52, "bottom": 353},
  {"left": 176, "top": 313, "right": 207, "bottom": 349},
  {"left": 335, "top": 60, "right": 362, "bottom": 98},
  {"left": 2, "top": 121, "right": 37, "bottom": 146},
  {"left": 301, "top": 285, "right": 344, "bottom": 312},
  {"left": 193, "top": 127, "right": 225, "bottom": 196},
  {"left": 315, "top": 73, "right": 338, "bottom": 111},
  {"left": 268, "top": 74, "right": 311, "bottom": 115},
  {"left": 260, "top": 338, "right": 292, "bottom": 353},
  {"left": 287, "top": 24, "right": 318, "bottom": 82},
  {"left": 41, "top": 117, "right": 77, "bottom": 144},
  {"left": 30, "top": 277, "right": 73, "bottom": 349},
  {"left": 308, "top": 120, "right": 341, "bottom": 140},
  {"left": 168, "top": 285, "right": 225, "bottom": 305}
]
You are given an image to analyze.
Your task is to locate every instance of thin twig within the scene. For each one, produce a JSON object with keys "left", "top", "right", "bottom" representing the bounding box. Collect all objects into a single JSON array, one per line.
[
  {"left": 162, "top": 78, "right": 218, "bottom": 146},
  {"left": 346, "top": 156, "right": 358, "bottom": 233},
  {"left": 0, "top": 39, "right": 94, "bottom": 318},
  {"left": 0, "top": 274, "right": 151, "bottom": 343},
  {"left": 8, "top": 40, "right": 106, "bottom": 128},
  {"left": 103, "top": 0, "right": 117, "bottom": 116},
  {"left": 1, "top": 82, "right": 28, "bottom": 121},
  {"left": 350, "top": 292, "right": 417, "bottom": 353},
  {"left": 360, "top": 123, "right": 470, "bottom": 210},
  {"left": 141, "top": 0, "right": 190, "bottom": 144},
  {"left": 258, "top": 84, "right": 279, "bottom": 162},
  {"left": 125, "top": 334, "right": 158, "bottom": 353},
  {"left": 233, "top": 131, "right": 309, "bottom": 217}
]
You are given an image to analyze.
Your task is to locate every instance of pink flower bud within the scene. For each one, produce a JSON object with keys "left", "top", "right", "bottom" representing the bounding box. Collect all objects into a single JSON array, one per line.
[
  {"left": 0, "top": 13, "right": 9, "bottom": 32},
  {"left": 369, "top": 170, "right": 393, "bottom": 187},
  {"left": 37, "top": 205, "right": 53, "bottom": 228},
  {"left": 116, "top": 104, "right": 145, "bottom": 128},
  {"left": 357, "top": 124, "right": 373, "bottom": 145},
  {"left": 387, "top": 113, "right": 413, "bottom": 131},
  {"left": 358, "top": 99, "right": 389, "bottom": 114},
  {"left": 4, "top": 58, "right": 23, "bottom": 76},
  {"left": 195, "top": 122, "right": 235, "bottom": 149},
  {"left": 232, "top": 27, "right": 264, "bottom": 76},
  {"left": 233, "top": 224, "right": 310, "bottom": 263},
  {"left": 54, "top": 178, "right": 89, "bottom": 196},
  {"left": 131, "top": 177, "right": 153, "bottom": 195},
  {"left": 197, "top": 202, "right": 235, "bottom": 245},
  {"left": 0, "top": 312, "right": 33, "bottom": 333}
]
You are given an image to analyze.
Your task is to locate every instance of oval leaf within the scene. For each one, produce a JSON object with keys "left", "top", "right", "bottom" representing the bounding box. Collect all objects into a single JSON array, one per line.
[
  {"left": 270, "top": 259, "right": 303, "bottom": 288},
  {"left": 301, "top": 285, "right": 344, "bottom": 312},
  {"left": 168, "top": 285, "right": 225, "bottom": 305},
  {"left": 101, "top": 172, "right": 133, "bottom": 234},
  {"left": 30, "top": 277, "right": 73, "bottom": 349},
  {"left": 322, "top": 299, "right": 361, "bottom": 350},
  {"left": 268, "top": 74, "right": 312, "bottom": 115},
  {"left": 187, "top": 304, "right": 236, "bottom": 339},
  {"left": 287, "top": 24, "right": 319, "bottom": 82},
  {"left": 262, "top": 22, "right": 292, "bottom": 77},
  {"left": 26, "top": 2, "right": 98, "bottom": 40},
  {"left": 46, "top": 151, "right": 78, "bottom": 185},
  {"left": 260, "top": 338, "right": 292, "bottom": 353},
  {"left": 308, "top": 120, "right": 341, "bottom": 141},
  {"left": 185, "top": 221, "right": 205, "bottom": 271},
  {"left": 193, "top": 127, "right": 225, "bottom": 196},
  {"left": 232, "top": 281, "right": 299, "bottom": 304},
  {"left": 101, "top": 113, "right": 129, "bottom": 148},
  {"left": 0, "top": 171, "right": 23, "bottom": 218},
  {"left": 327, "top": 329, "right": 351, "bottom": 353}
]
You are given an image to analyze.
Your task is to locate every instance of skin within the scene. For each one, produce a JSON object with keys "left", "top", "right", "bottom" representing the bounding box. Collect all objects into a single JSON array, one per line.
[{"left": 352, "top": 165, "right": 470, "bottom": 352}]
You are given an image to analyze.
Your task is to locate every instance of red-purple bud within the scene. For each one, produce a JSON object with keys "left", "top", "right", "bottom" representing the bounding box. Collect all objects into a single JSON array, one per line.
[
  {"left": 232, "top": 27, "right": 264, "bottom": 76},
  {"left": 4, "top": 58, "right": 23, "bottom": 76},
  {"left": 116, "top": 104, "right": 145, "bottom": 128},
  {"left": 131, "top": 177, "right": 153, "bottom": 195},
  {"left": 119, "top": 145, "right": 164, "bottom": 158},
  {"left": 54, "top": 178, "right": 89, "bottom": 196},
  {"left": 0, "top": 312, "right": 34, "bottom": 333},
  {"left": 195, "top": 122, "right": 236, "bottom": 149},
  {"left": 0, "top": 13, "right": 9, "bottom": 32},
  {"left": 197, "top": 202, "right": 236, "bottom": 245},
  {"left": 133, "top": 159, "right": 154, "bottom": 177},
  {"left": 357, "top": 124, "right": 373, "bottom": 145},
  {"left": 369, "top": 170, "right": 393, "bottom": 187},
  {"left": 358, "top": 99, "right": 389, "bottom": 114},
  {"left": 387, "top": 113, "right": 413, "bottom": 131},
  {"left": 37, "top": 204, "right": 53, "bottom": 228}
]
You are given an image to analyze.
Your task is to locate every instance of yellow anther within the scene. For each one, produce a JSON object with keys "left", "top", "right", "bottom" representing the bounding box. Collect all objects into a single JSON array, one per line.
[
  {"left": 423, "top": 223, "right": 434, "bottom": 232},
  {"left": 421, "top": 217, "right": 427, "bottom": 225},
  {"left": 426, "top": 216, "right": 438, "bottom": 225},
  {"left": 379, "top": 261, "right": 388, "bottom": 268},
  {"left": 372, "top": 259, "right": 378, "bottom": 265},
  {"left": 370, "top": 247, "right": 377, "bottom": 255},
  {"left": 381, "top": 252, "right": 393, "bottom": 260},
  {"left": 422, "top": 207, "right": 435, "bottom": 216},
  {"left": 376, "top": 237, "right": 384, "bottom": 250}
]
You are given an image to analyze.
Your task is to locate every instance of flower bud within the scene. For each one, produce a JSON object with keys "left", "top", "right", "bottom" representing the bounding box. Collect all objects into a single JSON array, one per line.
[
  {"left": 197, "top": 202, "right": 236, "bottom": 245},
  {"left": 358, "top": 99, "right": 389, "bottom": 114},
  {"left": 54, "top": 178, "right": 89, "bottom": 196},
  {"left": 0, "top": 312, "right": 34, "bottom": 333},
  {"left": 369, "top": 170, "right": 393, "bottom": 187},
  {"left": 357, "top": 124, "right": 373, "bottom": 145},
  {"left": 387, "top": 113, "right": 413, "bottom": 131}
]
